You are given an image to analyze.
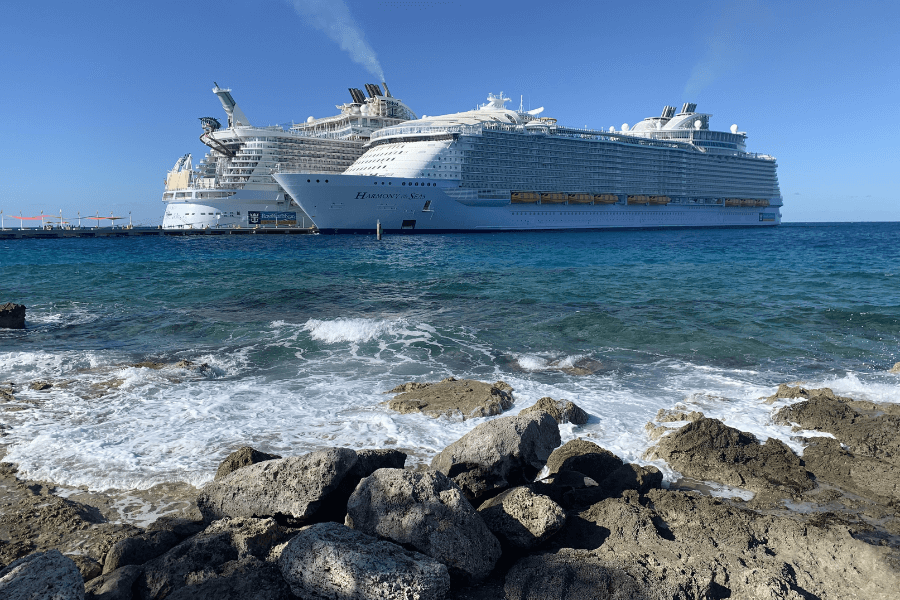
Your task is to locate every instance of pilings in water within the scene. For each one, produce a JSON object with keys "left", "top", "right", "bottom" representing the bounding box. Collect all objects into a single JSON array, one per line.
[{"left": 376, "top": 220, "right": 383, "bottom": 241}]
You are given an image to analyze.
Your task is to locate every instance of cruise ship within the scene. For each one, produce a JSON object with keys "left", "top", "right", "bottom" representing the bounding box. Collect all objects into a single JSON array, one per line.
[
  {"left": 274, "top": 93, "right": 782, "bottom": 233},
  {"left": 162, "top": 83, "right": 417, "bottom": 229}
]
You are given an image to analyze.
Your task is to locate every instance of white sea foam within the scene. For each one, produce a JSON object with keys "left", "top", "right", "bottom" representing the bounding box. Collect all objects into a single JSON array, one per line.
[{"left": 2, "top": 320, "right": 899, "bottom": 495}]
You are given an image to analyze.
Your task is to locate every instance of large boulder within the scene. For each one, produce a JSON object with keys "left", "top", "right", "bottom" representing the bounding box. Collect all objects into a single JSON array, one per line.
[
  {"left": 477, "top": 486, "right": 566, "bottom": 552},
  {"left": 801, "top": 437, "right": 900, "bottom": 504},
  {"left": 385, "top": 377, "right": 514, "bottom": 420},
  {"left": 345, "top": 468, "right": 501, "bottom": 584},
  {"left": 85, "top": 565, "right": 143, "bottom": 600},
  {"left": 103, "top": 530, "right": 179, "bottom": 574},
  {"left": 0, "top": 303, "right": 25, "bottom": 330},
  {"left": 279, "top": 522, "right": 450, "bottom": 600},
  {"left": 431, "top": 412, "right": 561, "bottom": 503},
  {"left": 559, "top": 464, "right": 663, "bottom": 508},
  {"left": 0, "top": 549, "right": 84, "bottom": 599},
  {"left": 196, "top": 447, "right": 357, "bottom": 524},
  {"left": 162, "top": 557, "right": 291, "bottom": 600},
  {"left": 543, "top": 439, "right": 623, "bottom": 482},
  {"left": 518, "top": 397, "right": 589, "bottom": 425},
  {"left": 214, "top": 446, "right": 281, "bottom": 481},
  {"left": 650, "top": 417, "right": 813, "bottom": 498},
  {"left": 136, "top": 517, "right": 291, "bottom": 600}
]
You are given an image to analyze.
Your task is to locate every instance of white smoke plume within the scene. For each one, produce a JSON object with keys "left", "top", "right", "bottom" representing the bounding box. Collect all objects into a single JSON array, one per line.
[
  {"left": 683, "top": 0, "right": 770, "bottom": 99},
  {"left": 289, "top": 0, "right": 385, "bottom": 81}
]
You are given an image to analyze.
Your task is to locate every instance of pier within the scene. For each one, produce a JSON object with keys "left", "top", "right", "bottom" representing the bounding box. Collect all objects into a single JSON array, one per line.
[{"left": 0, "top": 226, "right": 317, "bottom": 240}]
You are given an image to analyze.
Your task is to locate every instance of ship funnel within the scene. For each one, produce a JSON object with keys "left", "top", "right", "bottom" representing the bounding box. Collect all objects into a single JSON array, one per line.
[
  {"left": 681, "top": 102, "right": 690, "bottom": 114},
  {"left": 212, "top": 82, "right": 251, "bottom": 128},
  {"left": 382, "top": 81, "right": 393, "bottom": 98}
]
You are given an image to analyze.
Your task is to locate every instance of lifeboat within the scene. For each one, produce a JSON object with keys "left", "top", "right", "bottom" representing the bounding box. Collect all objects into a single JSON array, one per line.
[
  {"left": 755, "top": 199, "right": 770, "bottom": 207},
  {"left": 567, "top": 193, "right": 593, "bottom": 204},
  {"left": 627, "top": 195, "right": 650, "bottom": 205},
  {"left": 724, "top": 198, "right": 741, "bottom": 207},
  {"left": 740, "top": 199, "right": 756, "bottom": 207},
  {"left": 511, "top": 191, "right": 539, "bottom": 204},
  {"left": 593, "top": 194, "right": 619, "bottom": 204},
  {"left": 541, "top": 192, "right": 567, "bottom": 204},
  {"left": 649, "top": 195, "right": 671, "bottom": 205}
]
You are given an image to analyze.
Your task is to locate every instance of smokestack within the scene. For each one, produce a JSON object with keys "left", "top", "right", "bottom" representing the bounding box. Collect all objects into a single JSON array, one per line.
[{"left": 382, "top": 81, "right": 393, "bottom": 98}]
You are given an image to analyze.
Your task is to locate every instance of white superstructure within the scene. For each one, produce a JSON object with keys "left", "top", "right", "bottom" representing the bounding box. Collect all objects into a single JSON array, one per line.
[
  {"left": 274, "top": 94, "right": 782, "bottom": 233},
  {"left": 162, "top": 83, "right": 416, "bottom": 229}
]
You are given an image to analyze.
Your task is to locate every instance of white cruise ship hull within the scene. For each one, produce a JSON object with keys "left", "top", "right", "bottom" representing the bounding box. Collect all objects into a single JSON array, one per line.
[{"left": 274, "top": 174, "right": 781, "bottom": 233}]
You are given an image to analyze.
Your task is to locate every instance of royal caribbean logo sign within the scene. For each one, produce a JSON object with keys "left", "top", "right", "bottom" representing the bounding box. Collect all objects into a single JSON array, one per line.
[{"left": 248, "top": 211, "right": 297, "bottom": 225}]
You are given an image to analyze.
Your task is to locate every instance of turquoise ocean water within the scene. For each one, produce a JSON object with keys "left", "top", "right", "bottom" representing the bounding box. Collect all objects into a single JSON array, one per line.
[{"left": 1, "top": 223, "right": 898, "bottom": 491}]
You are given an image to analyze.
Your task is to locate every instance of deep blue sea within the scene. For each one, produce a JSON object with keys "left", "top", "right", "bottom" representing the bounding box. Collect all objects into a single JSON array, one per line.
[{"left": 1, "top": 223, "right": 899, "bottom": 492}]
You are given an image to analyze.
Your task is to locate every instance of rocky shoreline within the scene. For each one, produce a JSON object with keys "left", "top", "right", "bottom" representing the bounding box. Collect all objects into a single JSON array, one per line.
[{"left": 1, "top": 379, "right": 899, "bottom": 599}]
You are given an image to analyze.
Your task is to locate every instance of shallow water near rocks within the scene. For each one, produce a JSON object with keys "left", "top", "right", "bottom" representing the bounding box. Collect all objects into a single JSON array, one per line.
[{"left": 1, "top": 223, "right": 899, "bottom": 494}]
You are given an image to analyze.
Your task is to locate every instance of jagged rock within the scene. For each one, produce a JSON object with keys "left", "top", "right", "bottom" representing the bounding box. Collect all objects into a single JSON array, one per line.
[
  {"left": 165, "top": 556, "right": 291, "bottom": 600},
  {"left": 431, "top": 411, "right": 561, "bottom": 503},
  {"left": 802, "top": 437, "right": 900, "bottom": 503},
  {"left": 543, "top": 438, "right": 623, "bottom": 483},
  {"left": 775, "top": 393, "right": 900, "bottom": 464},
  {"left": 650, "top": 417, "right": 813, "bottom": 498},
  {"left": 129, "top": 362, "right": 167, "bottom": 370},
  {"left": 68, "top": 555, "right": 102, "bottom": 582},
  {"left": 196, "top": 447, "right": 357, "bottom": 524},
  {"left": 518, "top": 397, "right": 589, "bottom": 425},
  {"left": 764, "top": 383, "right": 852, "bottom": 405},
  {"left": 279, "top": 522, "right": 450, "bottom": 600},
  {"left": 890, "top": 362, "right": 900, "bottom": 374},
  {"left": 530, "top": 471, "right": 598, "bottom": 509},
  {"left": 386, "top": 378, "right": 514, "bottom": 420},
  {"left": 0, "top": 303, "right": 25, "bottom": 329},
  {"left": 145, "top": 516, "right": 205, "bottom": 541},
  {"left": 137, "top": 517, "right": 291, "bottom": 600},
  {"left": 103, "top": 530, "right": 179, "bottom": 574},
  {"left": 29, "top": 380, "right": 52, "bottom": 391},
  {"left": 0, "top": 387, "right": 14, "bottom": 402},
  {"left": 655, "top": 408, "right": 704, "bottom": 423},
  {"left": 213, "top": 446, "right": 282, "bottom": 481},
  {"left": 553, "top": 489, "right": 900, "bottom": 600},
  {"left": 477, "top": 486, "right": 566, "bottom": 551},
  {"left": 0, "top": 549, "right": 84, "bottom": 599},
  {"left": 312, "top": 448, "right": 408, "bottom": 523},
  {"left": 345, "top": 468, "right": 501, "bottom": 584},
  {"left": 504, "top": 549, "right": 650, "bottom": 600},
  {"left": 85, "top": 565, "right": 143, "bottom": 600}
]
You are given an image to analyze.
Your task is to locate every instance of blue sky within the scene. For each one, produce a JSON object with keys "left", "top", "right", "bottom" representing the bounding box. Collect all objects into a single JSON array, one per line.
[{"left": 1, "top": 0, "right": 897, "bottom": 225}]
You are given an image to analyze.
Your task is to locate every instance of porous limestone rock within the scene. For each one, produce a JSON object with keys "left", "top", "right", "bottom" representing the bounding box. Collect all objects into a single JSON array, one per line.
[
  {"left": 477, "top": 486, "right": 566, "bottom": 551},
  {"left": 543, "top": 438, "right": 623, "bottom": 483},
  {"left": 0, "top": 549, "right": 84, "bottom": 600},
  {"left": 345, "top": 468, "right": 501, "bottom": 584},
  {"left": 213, "top": 446, "right": 282, "bottom": 481},
  {"left": 103, "top": 530, "right": 179, "bottom": 574},
  {"left": 196, "top": 447, "right": 357, "bottom": 524},
  {"left": 431, "top": 411, "right": 561, "bottom": 503},
  {"left": 518, "top": 396, "right": 589, "bottom": 425},
  {"left": 279, "top": 522, "right": 450, "bottom": 600},
  {"left": 386, "top": 377, "right": 514, "bottom": 420}
]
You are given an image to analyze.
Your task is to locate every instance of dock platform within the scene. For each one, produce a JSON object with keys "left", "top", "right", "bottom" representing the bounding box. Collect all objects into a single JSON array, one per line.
[{"left": 0, "top": 226, "right": 317, "bottom": 240}]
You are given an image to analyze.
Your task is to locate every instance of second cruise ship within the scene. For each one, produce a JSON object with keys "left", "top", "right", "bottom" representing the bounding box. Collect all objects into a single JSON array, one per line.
[{"left": 274, "top": 93, "right": 782, "bottom": 233}]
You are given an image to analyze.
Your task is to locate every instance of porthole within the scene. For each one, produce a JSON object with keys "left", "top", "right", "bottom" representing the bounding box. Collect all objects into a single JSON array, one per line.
[
  {"left": 402, "top": 182, "right": 406, "bottom": 185},
  {"left": 325, "top": 180, "right": 329, "bottom": 183},
  {"left": 307, "top": 179, "right": 310, "bottom": 182},
  {"left": 316, "top": 179, "right": 319, "bottom": 183}
]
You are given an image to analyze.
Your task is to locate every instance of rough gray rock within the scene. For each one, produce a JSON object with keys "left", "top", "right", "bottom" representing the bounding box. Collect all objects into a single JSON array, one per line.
[
  {"left": 164, "top": 556, "right": 291, "bottom": 600},
  {"left": 0, "top": 549, "right": 85, "bottom": 600},
  {"left": 345, "top": 468, "right": 501, "bottom": 584},
  {"left": 136, "top": 517, "right": 290, "bottom": 600},
  {"left": 431, "top": 412, "right": 561, "bottom": 503},
  {"left": 890, "top": 362, "right": 900, "bottom": 374},
  {"left": 68, "top": 554, "right": 102, "bottom": 582},
  {"left": 650, "top": 417, "right": 813, "bottom": 498},
  {"left": 279, "top": 522, "right": 450, "bottom": 600},
  {"left": 802, "top": 437, "right": 900, "bottom": 504},
  {"left": 552, "top": 489, "right": 900, "bottom": 600},
  {"left": 0, "top": 303, "right": 26, "bottom": 329},
  {"left": 214, "top": 446, "right": 282, "bottom": 481},
  {"left": 386, "top": 377, "right": 514, "bottom": 420},
  {"left": 564, "top": 464, "right": 663, "bottom": 508},
  {"left": 774, "top": 391, "right": 900, "bottom": 465},
  {"left": 655, "top": 408, "right": 704, "bottom": 423},
  {"left": 145, "top": 516, "right": 205, "bottom": 541},
  {"left": 29, "top": 380, "right": 53, "bottom": 391},
  {"left": 103, "top": 530, "right": 179, "bottom": 574},
  {"left": 518, "top": 397, "right": 589, "bottom": 425},
  {"left": 504, "top": 549, "right": 650, "bottom": 600},
  {"left": 85, "top": 565, "right": 143, "bottom": 600},
  {"left": 543, "top": 438, "right": 623, "bottom": 483},
  {"left": 477, "top": 486, "right": 566, "bottom": 552},
  {"left": 196, "top": 447, "right": 357, "bottom": 524}
]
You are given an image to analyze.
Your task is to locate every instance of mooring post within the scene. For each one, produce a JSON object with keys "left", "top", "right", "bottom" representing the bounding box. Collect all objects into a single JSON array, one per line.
[{"left": 376, "top": 219, "right": 382, "bottom": 240}]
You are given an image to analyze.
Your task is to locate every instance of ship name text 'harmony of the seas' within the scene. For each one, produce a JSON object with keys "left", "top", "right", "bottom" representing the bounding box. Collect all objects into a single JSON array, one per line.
[
  {"left": 274, "top": 93, "right": 782, "bottom": 233},
  {"left": 161, "top": 82, "right": 416, "bottom": 229}
]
